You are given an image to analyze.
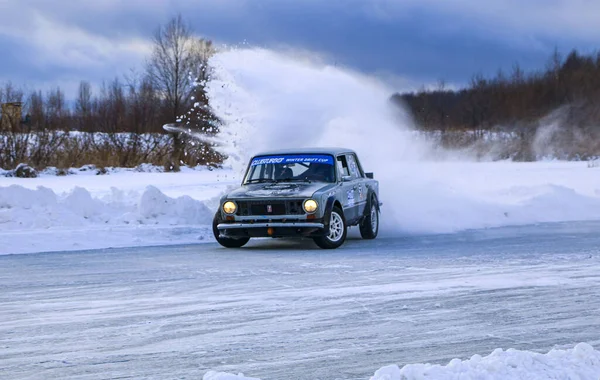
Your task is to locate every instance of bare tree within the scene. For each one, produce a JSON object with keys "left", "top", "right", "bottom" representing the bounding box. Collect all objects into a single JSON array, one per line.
[
  {"left": 146, "top": 14, "right": 210, "bottom": 120},
  {"left": 146, "top": 14, "right": 218, "bottom": 170},
  {"left": 75, "top": 81, "right": 93, "bottom": 131}
]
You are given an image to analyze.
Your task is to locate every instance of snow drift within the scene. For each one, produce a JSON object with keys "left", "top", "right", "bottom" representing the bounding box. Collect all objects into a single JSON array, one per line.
[
  {"left": 202, "top": 343, "right": 600, "bottom": 380},
  {"left": 205, "top": 48, "right": 600, "bottom": 234},
  {"left": 0, "top": 185, "right": 212, "bottom": 229},
  {"left": 370, "top": 343, "right": 600, "bottom": 380},
  {"left": 0, "top": 183, "right": 214, "bottom": 254}
]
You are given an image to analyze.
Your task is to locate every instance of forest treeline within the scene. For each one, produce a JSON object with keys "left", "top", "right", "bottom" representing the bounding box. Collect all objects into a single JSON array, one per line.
[
  {"left": 0, "top": 15, "right": 222, "bottom": 171},
  {"left": 4, "top": 22, "right": 600, "bottom": 171},
  {"left": 394, "top": 49, "right": 600, "bottom": 160}
]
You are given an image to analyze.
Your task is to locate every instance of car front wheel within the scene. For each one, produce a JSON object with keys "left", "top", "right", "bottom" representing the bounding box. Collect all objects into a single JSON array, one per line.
[
  {"left": 212, "top": 212, "right": 250, "bottom": 248},
  {"left": 314, "top": 206, "right": 347, "bottom": 249}
]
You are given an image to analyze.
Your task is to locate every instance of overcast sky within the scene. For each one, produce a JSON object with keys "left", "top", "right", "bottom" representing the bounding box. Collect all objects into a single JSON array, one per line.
[{"left": 1, "top": 0, "right": 600, "bottom": 98}]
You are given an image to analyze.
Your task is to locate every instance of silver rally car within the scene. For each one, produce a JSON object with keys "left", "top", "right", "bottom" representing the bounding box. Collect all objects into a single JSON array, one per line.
[{"left": 213, "top": 147, "right": 381, "bottom": 249}]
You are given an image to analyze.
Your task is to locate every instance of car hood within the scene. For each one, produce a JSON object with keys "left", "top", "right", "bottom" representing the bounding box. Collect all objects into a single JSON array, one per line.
[{"left": 227, "top": 182, "right": 333, "bottom": 199}]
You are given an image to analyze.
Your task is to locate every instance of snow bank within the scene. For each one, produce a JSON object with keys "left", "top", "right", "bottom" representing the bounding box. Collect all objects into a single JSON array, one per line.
[
  {"left": 203, "top": 372, "right": 260, "bottom": 380},
  {"left": 0, "top": 185, "right": 212, "bottom": 230},
  {"left": 202, "top": 343, "right": 600, "bottom": 380},
  {"left": 385, "top": 166, "right": 600, "bottom": 234},
  {"left": 0, "top": 183, "right": 216, "bottom": 254},
  {"left": 0, "top": 166, "right": 232, "bottom": 254},
  {"left": 371, "top": 343, "right": 600, "bottom": 380}
]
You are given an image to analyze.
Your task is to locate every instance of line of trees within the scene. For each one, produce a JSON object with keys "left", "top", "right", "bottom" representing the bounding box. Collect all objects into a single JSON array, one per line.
[
  {"left": 0, "top": 15, "right": 222, "bottom": 171},
  {"left": 394, "top": 49, "right": 600, "bottom": 160}
]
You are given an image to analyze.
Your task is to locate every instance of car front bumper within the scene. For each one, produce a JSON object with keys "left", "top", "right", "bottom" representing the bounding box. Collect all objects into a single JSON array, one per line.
[{"left": 217, "top": 221, "right": 326, "bottom": 238}]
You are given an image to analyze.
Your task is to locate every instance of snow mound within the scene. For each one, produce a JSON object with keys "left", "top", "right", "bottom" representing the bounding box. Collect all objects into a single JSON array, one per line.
[
  {"left": 387, "top": 180, "right": 600, "bottom": 234},
  {"left": 203, "top": 372, "right": 260, "bottom": 380},
  {"left": 0, "top": 185, "right": 212, "bottom": 229},
  {"left": 138, "top": 185, "right": 213, "bottom": 225},
  {"left": 0, "top": 184, "right": 214, "bottom": 254},
  {"left": 371, "top": 343, "right": 600, "bottom": 380},
  {"left": 202, "top": 344, "right": 600, "bottom": 380}
]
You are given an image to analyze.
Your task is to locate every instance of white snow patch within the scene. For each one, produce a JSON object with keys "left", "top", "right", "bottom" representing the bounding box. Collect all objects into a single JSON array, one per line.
[
  {"left": 203, "top": 372, "right": 260, "bottom": 380},
  {"left": 3, "top": 161, "right": 600, "bottom": 253},
  {"left": 370, "top": 343, "right": 600, "bottom": 380},
  {"left": 203, "top": 343, "right": 600, "bottom": 380},
  {"left": 0, "top": 168, "right": 235, "bottom": 254}
]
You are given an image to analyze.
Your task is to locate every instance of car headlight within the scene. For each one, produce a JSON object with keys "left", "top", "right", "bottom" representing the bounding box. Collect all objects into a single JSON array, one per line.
[
  {"left": 223, "top": 201, "right": 237, "bottom": 214},
  {"left": 303, "top": 199, "right": 318, "bottom": 214}
]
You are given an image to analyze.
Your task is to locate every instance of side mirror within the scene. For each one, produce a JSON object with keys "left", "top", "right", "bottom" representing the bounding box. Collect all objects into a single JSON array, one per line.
[
  {"left": 366, "top": 172, "right": 374, "bottom": 179},
  {"left": 341, "top": 175, "right": 352, "bottom": 182}
]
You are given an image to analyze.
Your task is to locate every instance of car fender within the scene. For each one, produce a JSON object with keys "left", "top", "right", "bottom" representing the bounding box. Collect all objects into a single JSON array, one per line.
[
  {"left": 364, "top": 188, "right": 380, "bottom": 216},
  {"left": 322, "top": 195, "right": 337, "bottom": 227}
]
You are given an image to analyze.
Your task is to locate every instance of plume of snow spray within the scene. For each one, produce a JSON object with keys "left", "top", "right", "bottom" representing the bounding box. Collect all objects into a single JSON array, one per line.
[
  {"left": 205, "top": 48, "right": 427, "bottom": 172},
  {"left": 204, "top": 47, "right": 600, "bottom": 235}
]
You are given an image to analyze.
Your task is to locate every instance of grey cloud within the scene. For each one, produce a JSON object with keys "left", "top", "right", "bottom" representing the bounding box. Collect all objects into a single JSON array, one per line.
[{"left": 0, "top": 0, "right": 598, "bottom": 99}]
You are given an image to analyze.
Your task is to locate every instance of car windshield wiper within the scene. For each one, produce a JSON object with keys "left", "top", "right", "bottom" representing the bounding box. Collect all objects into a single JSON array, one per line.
[
  {"left": 275, "top": 177, "right": 312, "bottom": 183},
  {"left": 245, "top": 178, "right": 276, "bottom": 184}
]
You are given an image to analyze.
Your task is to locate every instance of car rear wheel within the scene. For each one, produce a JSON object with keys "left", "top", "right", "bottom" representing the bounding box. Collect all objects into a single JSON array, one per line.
[
  {"left": 212, "top": 212, "right": 250, "bottom": 248},
  {"left": 313, "top": 206, "right": 347, "bottom": 249},
  {"left": 359, "top": 197, "right": 379, "bottom": 239}
]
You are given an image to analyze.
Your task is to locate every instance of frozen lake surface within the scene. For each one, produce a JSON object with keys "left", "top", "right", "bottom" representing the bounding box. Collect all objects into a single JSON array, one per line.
[{"left": 2, "top": 222, "right": 600, "bottom": 379}]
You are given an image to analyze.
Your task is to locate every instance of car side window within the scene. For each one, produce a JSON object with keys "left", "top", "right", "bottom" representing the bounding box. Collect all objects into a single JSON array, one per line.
[
  {"left": 346, "top": 154, "right": 362, "bottom": 179},
  {"left": 337, "top": 155, "right": 350, "bottom": 178},
  {"left": 353, "top": 154, "right": 366, "bottom": 177}
]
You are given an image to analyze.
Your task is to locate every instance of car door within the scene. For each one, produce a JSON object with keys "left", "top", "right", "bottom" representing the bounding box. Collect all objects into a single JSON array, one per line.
[
  {"left": 336, "top": 155, "right": 356, "bottom": 221},
  {"left": 345, "top": 153, "right": 366, "bottom": 223}
]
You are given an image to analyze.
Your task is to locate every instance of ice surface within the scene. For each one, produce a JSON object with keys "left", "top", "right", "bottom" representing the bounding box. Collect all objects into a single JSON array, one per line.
[{"left": 3, "top": 229, "right": 600, "bottom": 379}]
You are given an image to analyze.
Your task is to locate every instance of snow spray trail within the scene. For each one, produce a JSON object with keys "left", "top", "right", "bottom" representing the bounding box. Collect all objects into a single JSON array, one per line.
[{"left": 205, "top": 48, "right": 600, "bottom": 234}]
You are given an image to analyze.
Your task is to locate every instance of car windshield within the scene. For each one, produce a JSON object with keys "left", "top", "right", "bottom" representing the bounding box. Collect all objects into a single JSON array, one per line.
[{"left": 244, "top": 154, "right": 336, "bottom": 184}]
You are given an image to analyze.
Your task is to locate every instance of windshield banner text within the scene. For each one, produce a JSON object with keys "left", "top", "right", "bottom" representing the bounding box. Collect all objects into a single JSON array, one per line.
[{"left": 251, "top": 155, "right": 334, "bottom": 166}]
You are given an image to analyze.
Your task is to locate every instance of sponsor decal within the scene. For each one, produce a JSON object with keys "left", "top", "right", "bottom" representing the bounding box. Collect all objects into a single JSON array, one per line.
[
  {"left": 350, "top": 160, "right": 360, "bottom": 178},
  {"left": 251, "top": 154, "right": 334, "bottom": 166},
  {"left": 347, "top": 189, "right": 355, "bottom": 207},
  {"left": 251, "top": 157, "right": 285, "bottom": 165}
]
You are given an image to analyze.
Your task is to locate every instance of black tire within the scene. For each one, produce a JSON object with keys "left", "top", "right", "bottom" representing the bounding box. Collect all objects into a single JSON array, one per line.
[
  {"left": 359, "top": 197, "right": 379, "bottom": 239},
  {"left": 212, "top": 212, "right": 250, "bottom": 248},
  {"left": 313, "top": 206, "right": 347, "bottom": 249}
]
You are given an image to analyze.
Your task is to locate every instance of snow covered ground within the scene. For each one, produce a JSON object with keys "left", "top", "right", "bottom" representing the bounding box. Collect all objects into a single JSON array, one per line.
[
  {"left": 0, "top": 166, "right": 236, "bottom": 254},
  {"left": 2, "top": 162, "right": 600, "bottom": 379},
  {"left": 3, "top": 47, "right": 600, "bottom": 379},
  {"left": 3, "top": 160, "right": 600, "bottom": 255}
]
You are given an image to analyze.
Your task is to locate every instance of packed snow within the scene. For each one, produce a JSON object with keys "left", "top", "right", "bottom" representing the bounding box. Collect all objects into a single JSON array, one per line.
[
  {"left": 3, "top": 160, "right": 600, "bottom": 254},
  {"left": 370, "top": 343, "right": 600, "bottom": 380},
  {"left": 0, "top": 166, "right": 236, "bottom": 254},
  {"left": 202, "top": 343, "right": 600, "bottom": 380}
]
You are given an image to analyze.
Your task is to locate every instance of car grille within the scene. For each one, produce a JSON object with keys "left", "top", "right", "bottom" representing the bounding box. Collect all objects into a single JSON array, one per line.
[{"left": 236, "top": 200, "right": 304, "bottom": 216}]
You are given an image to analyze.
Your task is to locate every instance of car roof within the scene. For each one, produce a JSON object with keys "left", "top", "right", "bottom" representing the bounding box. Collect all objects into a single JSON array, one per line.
[{"left": 252, "top": 147, "right": 356, "bottom": 157}]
